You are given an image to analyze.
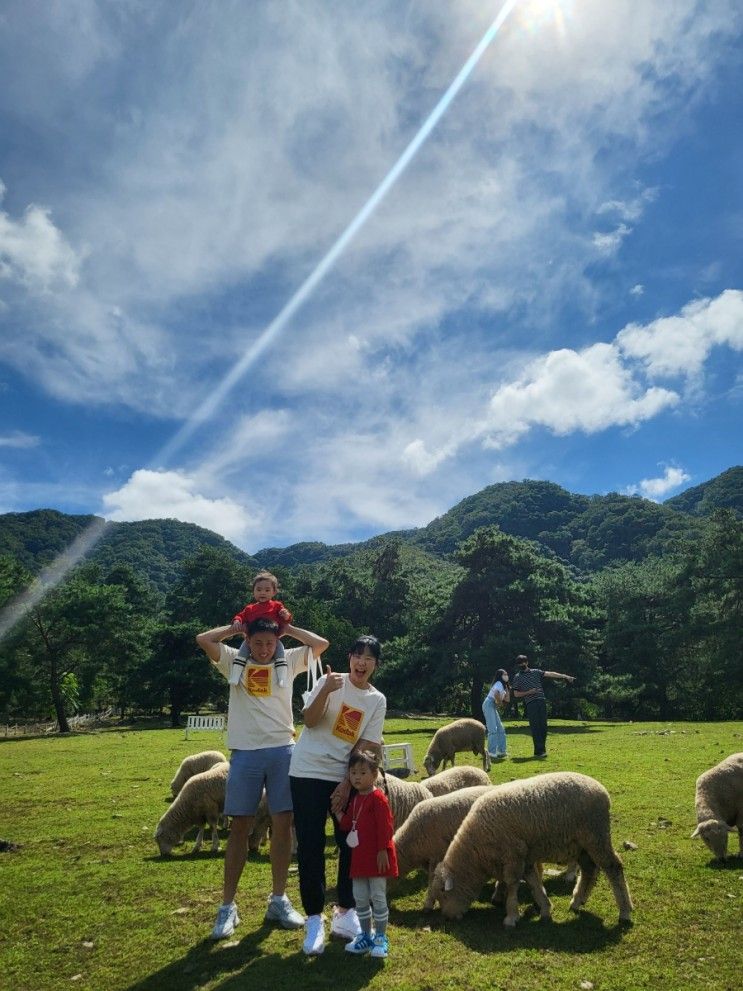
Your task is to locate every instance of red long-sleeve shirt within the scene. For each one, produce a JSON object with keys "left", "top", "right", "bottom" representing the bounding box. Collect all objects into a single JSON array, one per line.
[
  {"left": 339, "top": 787, "right": 398, "bottom": 879},
  {"left": 232, "top": 599, "right": 292, "bottom": 629}
]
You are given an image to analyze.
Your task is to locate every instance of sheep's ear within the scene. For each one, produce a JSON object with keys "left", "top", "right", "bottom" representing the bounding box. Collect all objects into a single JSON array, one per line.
[
  {"left": 444, "top": 875, "right": 455, "bottom": 892},
  {"left": 690, "top": 826, "right": 701, "bottom": 839}
]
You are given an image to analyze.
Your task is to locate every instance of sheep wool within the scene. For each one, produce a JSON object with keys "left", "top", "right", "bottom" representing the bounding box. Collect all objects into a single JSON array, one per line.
[
  {"left": 155, "top": 761, "right": 229, "bottom": 856},
  {"left": 379, "top": 772, "right": 433, "bottom": 828},
  {"left": 430, "top": 771, "right": 633, "bottom": 928},
  {"left": 170, "top": 750, "right": 227, "bottom": 797},
  {"left": 423, "top": 718, "right": 490, "bottom": 776},
  {"left": 423, "top": 765, "right": 492, "bottom": 797},
  {"left": 393, "top": 785, "right": 493, "bottom": 909},
  {"left": 692, "top": 752, "right": 743, "bottom": 860}
]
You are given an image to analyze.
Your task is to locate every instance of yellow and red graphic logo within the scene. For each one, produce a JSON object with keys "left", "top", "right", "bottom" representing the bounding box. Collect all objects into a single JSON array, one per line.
[
  {"left": 246, "top": 665, "right": 272, "bottom": 697},
  {"left": 332, "top": 703, "right": 363, "bottom": 743}
]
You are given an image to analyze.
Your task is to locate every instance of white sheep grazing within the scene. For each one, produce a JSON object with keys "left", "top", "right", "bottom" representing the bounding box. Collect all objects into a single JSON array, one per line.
[
  {"left": 380, "top": 772, "right": 433, "bottom": 828},
  {"left": 423, "top": 718, "right": 490, "bottom": 776},
  {"left": 691, "top": 752, "right": 743, "bottom": 860},
  {"left": 430, "top": 771, "right": 633, "bottom": 927},
  {"left": 170, "top": 750, "right": 226, "bottom": 797},
  {"left": 393, "top": 786, "right": 493, "bottom": 909},
  {"left": 423, "top": 765, "right": 492, "bottom": 796},
  {"left": 155, "top": 761, "right": 229, "bottom": 855}
]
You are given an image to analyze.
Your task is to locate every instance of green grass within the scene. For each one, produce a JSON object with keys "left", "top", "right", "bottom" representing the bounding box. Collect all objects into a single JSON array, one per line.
[{"left": 1, "top": 718, "right": 741, "bottom": 991}]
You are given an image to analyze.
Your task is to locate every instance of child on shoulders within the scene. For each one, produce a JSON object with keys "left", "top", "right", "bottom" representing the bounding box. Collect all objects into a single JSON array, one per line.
[{"left": 229, "top": 571, "right": 292, "bottom": 687}]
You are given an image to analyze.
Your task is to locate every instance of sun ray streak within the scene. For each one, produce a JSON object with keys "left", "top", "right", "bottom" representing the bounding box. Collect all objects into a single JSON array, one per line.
[
  {"left": 0, "top": 0, "right": 521, "bottom": 642},
  {"left": 158, "top": 0, "right": 520, "bottom": 466}
]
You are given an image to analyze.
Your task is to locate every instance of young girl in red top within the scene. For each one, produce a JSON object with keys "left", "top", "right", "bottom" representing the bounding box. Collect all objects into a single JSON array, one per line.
[{"left": 336, "top": 750, "right": 398, "bottom": 959}]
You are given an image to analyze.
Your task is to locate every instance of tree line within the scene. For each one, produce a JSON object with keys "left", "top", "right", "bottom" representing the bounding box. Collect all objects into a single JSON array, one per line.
[{"left": 0, "top": 508, "right": 740, "bottom": 731}]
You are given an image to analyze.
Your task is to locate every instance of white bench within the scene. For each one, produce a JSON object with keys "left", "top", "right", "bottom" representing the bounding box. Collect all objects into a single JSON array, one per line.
[
  {"left": 382, "top": 742, "right": 415, "bottom": 777},
  {"left": 185, "top": 714, "right": 226, "bottom": 740}
]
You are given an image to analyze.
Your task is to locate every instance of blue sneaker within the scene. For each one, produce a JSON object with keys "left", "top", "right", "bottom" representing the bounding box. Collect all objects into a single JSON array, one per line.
[
  {"left": 345, "top": 932, "right": 374, "bottom": 955},
  {"left": 210, "top": 902, "right": 239, "bottom": 939},
  {"left": 370, "top": 933, "right": 389, "bottom": 958}
]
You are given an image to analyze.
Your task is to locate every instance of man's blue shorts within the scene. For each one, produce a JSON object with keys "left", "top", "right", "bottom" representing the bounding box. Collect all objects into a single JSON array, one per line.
[{"left": 224, "top": 745, "right": 294, "bottom": 817}]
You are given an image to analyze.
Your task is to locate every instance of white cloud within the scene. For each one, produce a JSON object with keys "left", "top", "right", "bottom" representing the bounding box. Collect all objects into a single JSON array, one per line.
[
  {"left": 0, "top": 181, "right": 81, "bottom": 293},
  {"left": 482, "top": 343, "right": 678, "bottom": 449},
  {"left": 630, "top": 284, "right": 644, "bottom": 297},
  {"left": 617, "top": 290, "right": 743, "bottom": 378},
  {"left": 592, "top": 223, "right": 632, "bottom": 255},
  {"left": 101, "top": 469, "right": 258, "bottom": 544},
  {"left": 625, "top": 465, "right": 691, "bottom": 500},
  {"left": 0, "top": 1, "right": 739, "bottom": 417},
  {"left": 0, "top": 430, "right": 40, "bottom": 449}
]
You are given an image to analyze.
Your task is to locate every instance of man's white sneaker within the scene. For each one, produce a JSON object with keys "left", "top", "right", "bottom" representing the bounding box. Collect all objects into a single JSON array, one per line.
[
  {"left": 264, "top": 894, "right": 304, "bottom": 929},
  {"left": 303, "top": 914, "right": 325, "bottom": 956},
  {"left": 211, "top": 902, "right": 240, "bottom": 939},
  {"left": 331, "top": 907, "right": 360, "bottom": 940}
]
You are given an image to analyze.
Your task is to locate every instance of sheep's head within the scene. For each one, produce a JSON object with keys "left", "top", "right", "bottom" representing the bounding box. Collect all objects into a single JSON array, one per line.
[
  {"left": 430, "top": 863, "right": 465, "bottom": 919},
  {"left": 691, "top": 819, "right": 733, "bottom": 860},
  {"left": 154, "top": 823, "right": 175, "bottom": 857},
  {"left": 423, "top": 752, "right": 439, "bottom": 777}
]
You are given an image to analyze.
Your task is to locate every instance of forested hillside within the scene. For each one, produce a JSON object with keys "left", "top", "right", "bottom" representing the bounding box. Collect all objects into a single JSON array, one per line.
[
  {"left": 0, "top": 467, "right": 740, "bottom": 730},
  {"left": 664, "top": 466, "right": 743, "bottom": 517}
]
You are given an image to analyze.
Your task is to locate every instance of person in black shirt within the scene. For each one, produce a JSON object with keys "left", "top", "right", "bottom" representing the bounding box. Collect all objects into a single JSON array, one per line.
[{"left": 510, "top": 654, "right": 575, "bottom": 758}]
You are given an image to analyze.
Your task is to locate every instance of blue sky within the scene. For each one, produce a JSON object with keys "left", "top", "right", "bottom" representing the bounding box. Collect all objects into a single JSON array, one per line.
[{"left": 0, "top": 0, "right": 741, "bottom": 552}]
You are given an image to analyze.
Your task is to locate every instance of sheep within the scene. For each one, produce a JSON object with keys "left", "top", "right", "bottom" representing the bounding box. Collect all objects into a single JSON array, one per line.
[
  {"left": 379, "top": 772, "right": 433, "bottom": 828},
  {"left": 248, "top": 791, "right": 271, "bottom": 853},
  {"left": 155, "top": 761, "right": 229, "bottom": 856},
  {"left": 691, "top": 752, "right": 743, "bottom": 860},
  {"left": 393, "top": 786, "right": 493, "bottom": 909},
  {"left": 423, "top": 718, "right": 490, "bottom": 776},
  {"left": 170, "top": 750, "right": 226, "bottom": 797},
  {"left": 430, "top": 772, "right": 633, "bottom": 927},
  {"left": 423, "top": 765, "right": 492, "bottom": 796}
]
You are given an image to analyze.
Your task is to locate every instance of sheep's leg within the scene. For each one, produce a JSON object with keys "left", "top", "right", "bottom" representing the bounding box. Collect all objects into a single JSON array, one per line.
[
  {"left": 569, "top": 851, "right": 598, "bottom": 913},
  {"left": 192, "top": 826, "right": 204, "bottom": 854},
  {"left": 563, "top": 861, "right": 579, "bottom": 884},
  {"left": 737, "top": 825, "right": 743, "bottom": 858},
  {"left": 601, "top": 854, "right": 633, "bottom": 921},
  {"left": 491, "top": 880, "right": 507, "bottom": 905},
  {"left": 483, "top": 748, "right": 491, "bottom": 772},
  {"left": 502, "top": 862, "right": 524, "bottom": 927},
  {"left": 210, "top": 820, "right": 220, "bottom": 853},
  {"left": 524, "top": 864, "right": 552, "bottom": 921}
]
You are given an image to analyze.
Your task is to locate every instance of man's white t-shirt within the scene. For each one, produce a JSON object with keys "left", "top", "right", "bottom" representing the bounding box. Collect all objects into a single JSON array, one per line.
[
  {"left": 289, "top": 673, "right": 386, "bottom": 782},
  {"left": 215, "top": 643, "right": 310, "bottom": 751}
]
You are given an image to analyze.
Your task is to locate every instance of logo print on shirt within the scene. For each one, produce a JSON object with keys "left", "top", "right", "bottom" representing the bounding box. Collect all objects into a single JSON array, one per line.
[
  {"left": 332, "top": 703, "right": 363, "bottom": 743},
  {"left": 246, "top": 665, "right": 272, "bottom": 697}
]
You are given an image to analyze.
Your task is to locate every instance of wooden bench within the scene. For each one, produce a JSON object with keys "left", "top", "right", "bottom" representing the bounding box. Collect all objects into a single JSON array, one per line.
[
  {"left": 382, "top": 742, "right": 415, "bottom": 777},
  {"left": 185, "top": 714, "right": 226, "bottom": 740}
]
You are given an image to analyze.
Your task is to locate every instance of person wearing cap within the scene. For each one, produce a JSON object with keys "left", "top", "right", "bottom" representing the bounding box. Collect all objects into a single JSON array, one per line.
[
  {"left": 195, "top": 616, "right": 329, "bottom": 940},
  {"left": 510, "top": 653, "right": 575, "bottom": 758}
]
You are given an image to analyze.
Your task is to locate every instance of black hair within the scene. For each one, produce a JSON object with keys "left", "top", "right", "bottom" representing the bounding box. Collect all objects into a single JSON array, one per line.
[
  {"left": 349, "top": 749, "right": 382, "bottom": 774},
  {"left": 494, "top": 668, "right": 509, "bottom": 684},
  {"left": 515, "top": 654, "right": 529, "bottom": 666},
  {"left": 348, "top": 634, "right": 381, "bottom": 663},
  {"left": 247, "top": 617, "right": 280, "bottom": 637}
]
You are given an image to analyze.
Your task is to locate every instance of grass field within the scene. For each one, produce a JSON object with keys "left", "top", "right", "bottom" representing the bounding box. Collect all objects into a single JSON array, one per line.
[{"left": 1, "top": 717, "right": 741, "bottom": 991}]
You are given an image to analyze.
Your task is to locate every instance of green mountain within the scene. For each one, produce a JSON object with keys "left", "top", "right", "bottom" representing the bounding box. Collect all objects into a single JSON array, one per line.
[
  {"left": 2, "top": 467, "right": 739, "bottom": 590},
  {"left": 663, "top": 466, "right": 743, "bottom": 517},
  {"left": 0, "top": 511, "right": 257, "bottom": 593}
]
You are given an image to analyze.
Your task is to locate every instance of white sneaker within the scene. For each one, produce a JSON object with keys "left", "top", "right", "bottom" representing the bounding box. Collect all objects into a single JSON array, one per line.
[
  {"left": 331, "top": 907, "right": 360, "bottom": 941},
  {"left": 211, "top": 902, "right": 239, "bottom": 939},
  {"left": 303, "top": 914, "right": 325, "bottom": 956}
]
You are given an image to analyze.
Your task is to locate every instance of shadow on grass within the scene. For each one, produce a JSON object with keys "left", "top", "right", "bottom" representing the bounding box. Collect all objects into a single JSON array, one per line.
[
  {"left": 391, "top": 896, "right": 630, "bottom": 955},
  {"left": 122, "top": 921, "right": 389, "bottom": 991}
]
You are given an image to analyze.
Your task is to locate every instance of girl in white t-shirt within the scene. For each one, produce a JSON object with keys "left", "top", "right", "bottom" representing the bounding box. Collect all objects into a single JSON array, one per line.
[
  {"left": 482, "top": 667, "right": 510, "bottom": 759},
  {"left": 289, "top": 635, "right": 386, "bottom": 957}
]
